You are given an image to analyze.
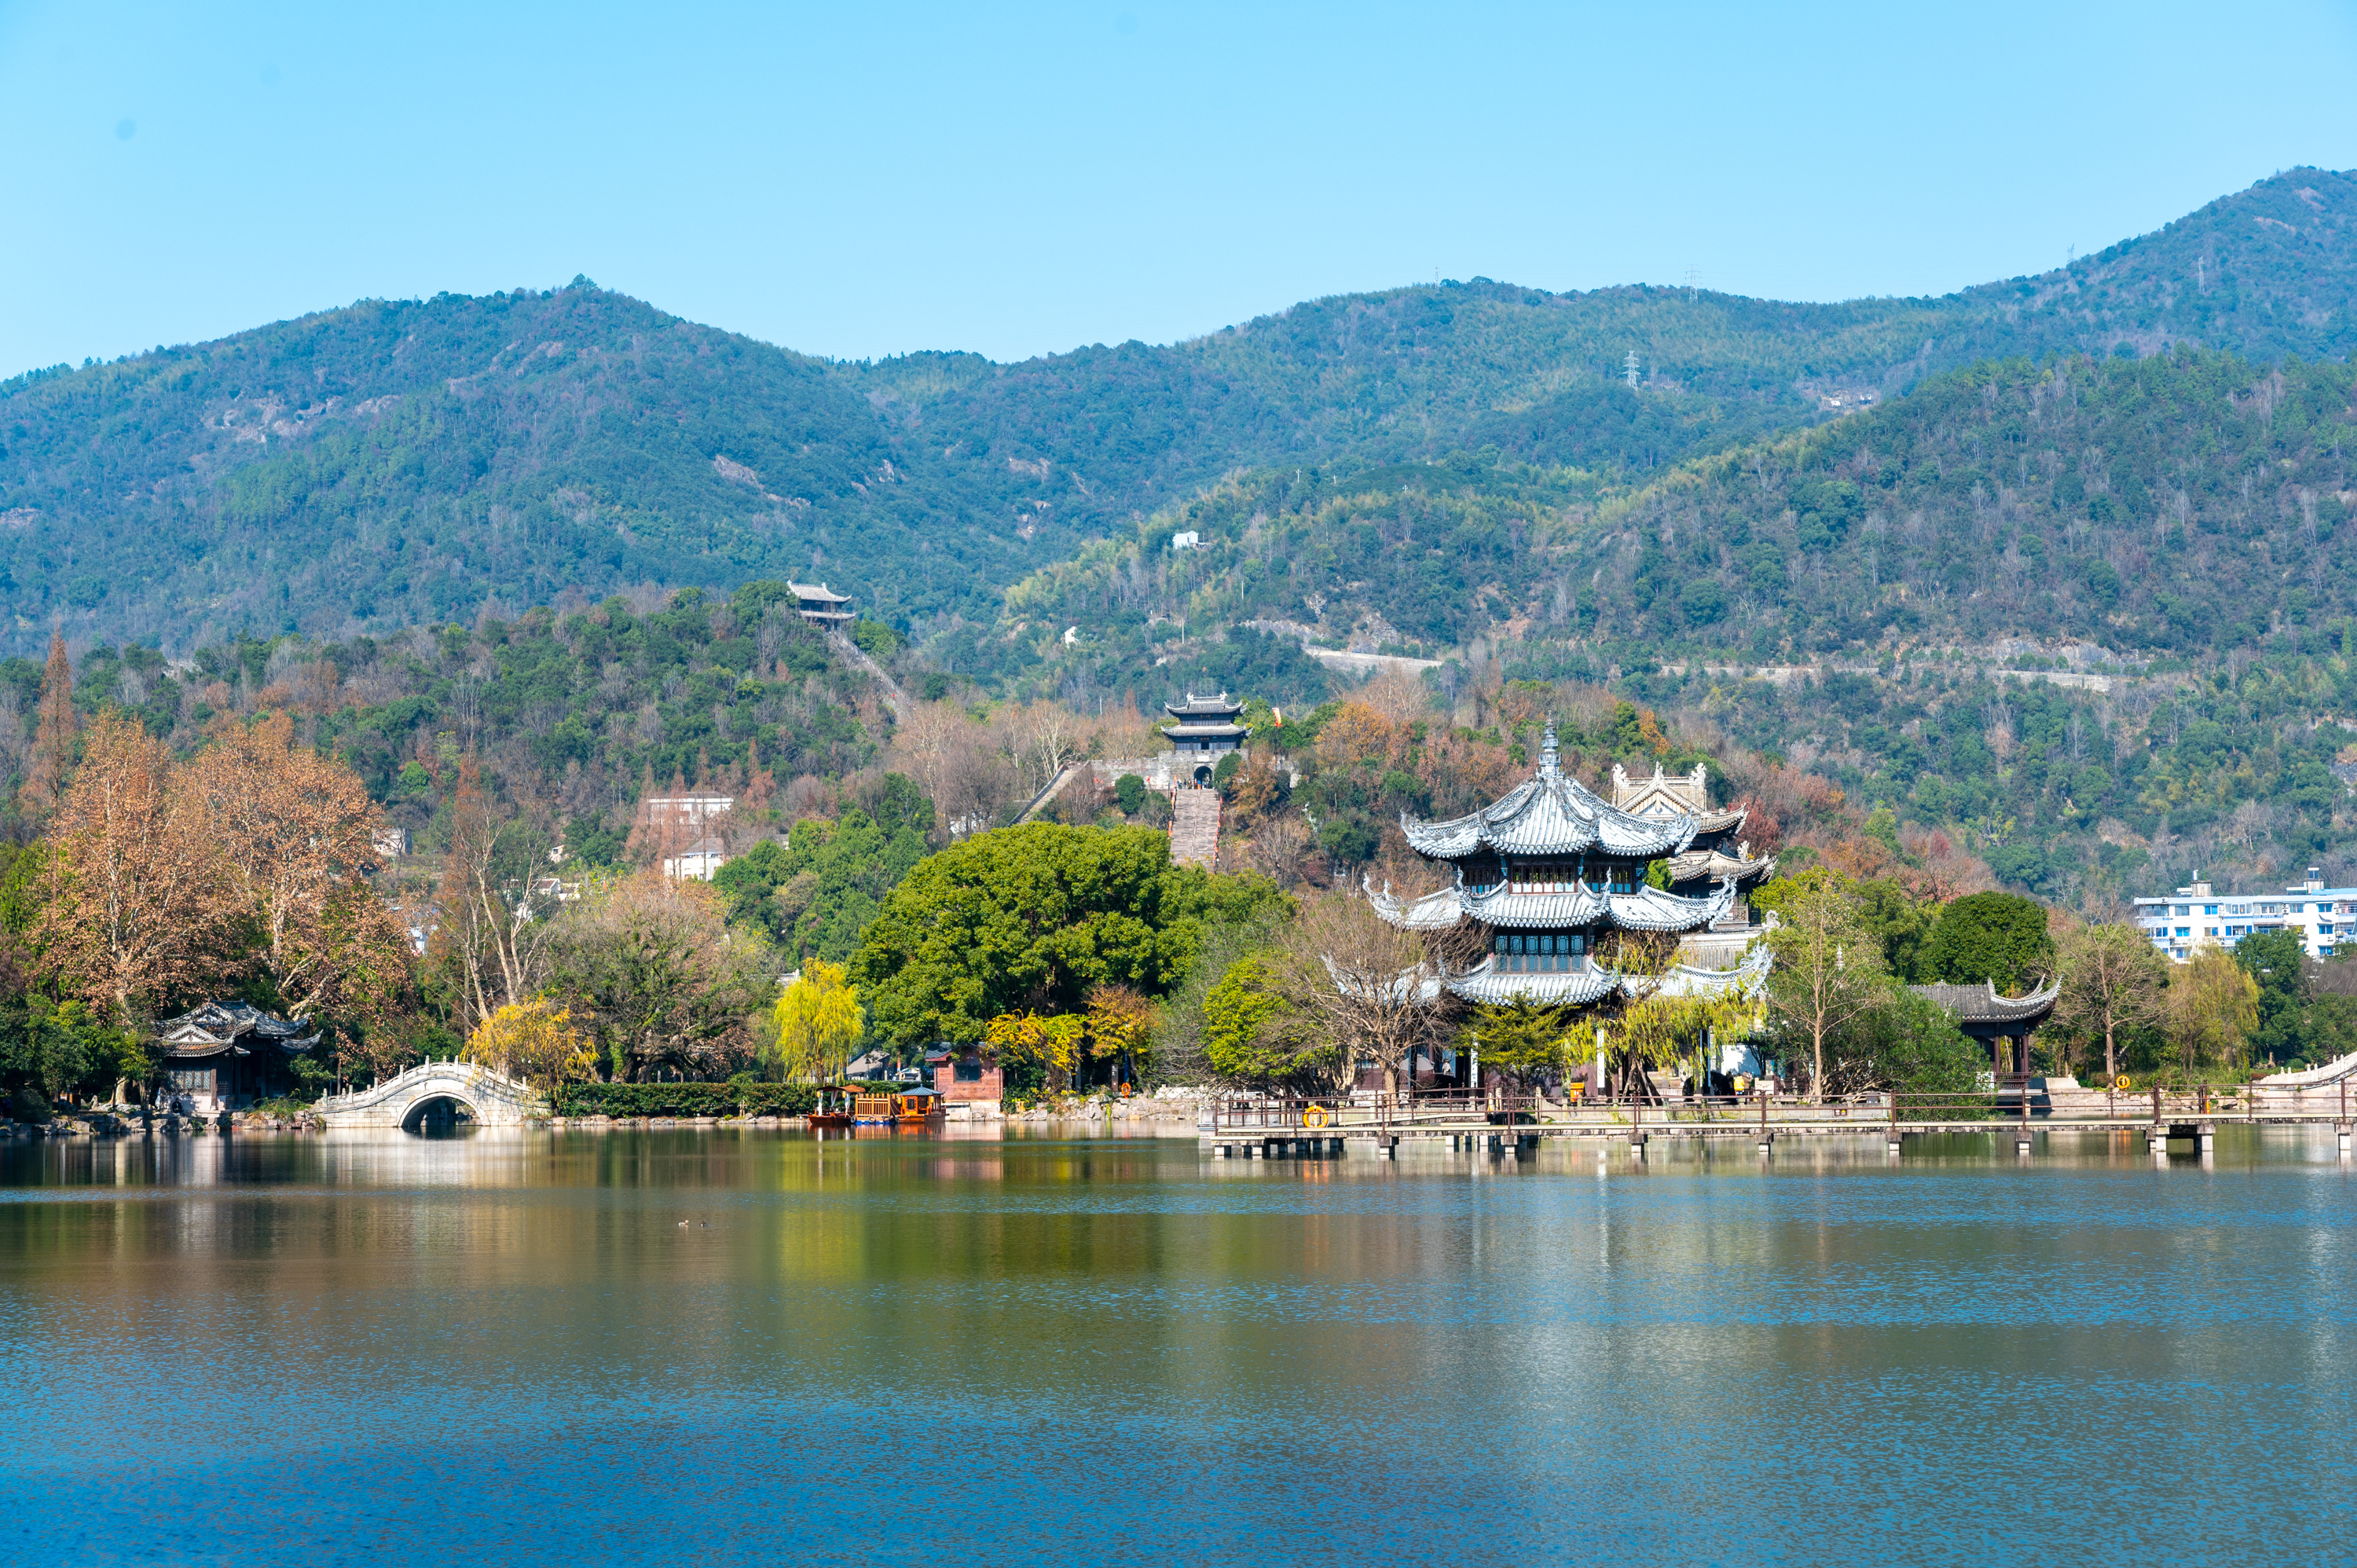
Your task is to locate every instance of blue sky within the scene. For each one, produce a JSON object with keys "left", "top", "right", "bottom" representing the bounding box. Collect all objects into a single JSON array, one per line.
[{"left": 3, "top": 0, "right": 2353, "bottom": 378}]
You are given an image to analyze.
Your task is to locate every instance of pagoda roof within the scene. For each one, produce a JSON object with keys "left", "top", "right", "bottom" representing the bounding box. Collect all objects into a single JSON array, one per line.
[
  {"left": 1664, "top": 846, "right": 1776, "bottom": 889},
  {"left": 1164, "top": 691, "right": 1244, "bottom": 719},
  {"left": 1433, "top": 937, "right": 1768, "bottom": 1006},
  {"left": 788, "top": 581, "right": 852, "bottom": 605},
  {"left": 1368, "top": 877, "right": 1734, "bottom": 933},
  {"left": 1400, "top": 729, "right": 1701, "bottom": 862}
]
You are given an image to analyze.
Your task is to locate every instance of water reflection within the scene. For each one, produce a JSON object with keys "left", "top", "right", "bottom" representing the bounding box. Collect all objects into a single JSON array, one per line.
[{"left": 3, "top": 1126, "right": 2355, "bottom": 1565}]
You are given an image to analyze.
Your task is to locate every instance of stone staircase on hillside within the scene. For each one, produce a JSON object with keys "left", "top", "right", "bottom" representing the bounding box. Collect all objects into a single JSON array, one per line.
[{"left": 1168, "top": 789, "right": 1221, "bottom": 869}]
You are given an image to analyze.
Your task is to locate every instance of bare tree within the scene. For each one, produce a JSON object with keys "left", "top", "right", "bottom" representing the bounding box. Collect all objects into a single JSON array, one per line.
[
  {"left": 1263, "top": 892, "right": 1454, "bottom": 1095},
  {"left": 431, "top": 754, "right": 550, "bottom": 1032},
  {"left": 2051, "top": 922, "right": 2168, "bottom": 1081}
]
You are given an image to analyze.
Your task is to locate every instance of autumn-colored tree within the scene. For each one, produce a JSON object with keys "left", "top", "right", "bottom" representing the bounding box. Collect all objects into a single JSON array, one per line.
[
  {"left": 1318, "top": 703, "right": 1407, "bottom": 775},
  {"left": 985, "top": 1009, "right": 1086, "bottom": 1090},
  {"left": 770, "top": 959, "right": 863, "bottom": 1081},
  {"left": 2052, "top": 922, "right": 2170, "bottom": 1082},
  {"left": 463, "top": 997, "right": 596, "bottom": 1095},
  {"left": 186, "top": 712, "right": 409, "bottom": 1022},
  {"left": 1084, "top": 981, "right": 1155, "bottom": 1082},
  {"left": 20, "top": 632, "right": 77, "bottom": 817},
  {"left": 38, "top": 713, "right": 242, "bottom": 1019}
]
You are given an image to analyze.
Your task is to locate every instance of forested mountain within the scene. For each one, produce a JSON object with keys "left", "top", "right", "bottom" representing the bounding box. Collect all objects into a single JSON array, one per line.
[
  {"left": 5, "top": 169, "right": 2352, "bottom": 661},
  {"left": 980, "top": 344, "right": 2357, "bottom": 908}
]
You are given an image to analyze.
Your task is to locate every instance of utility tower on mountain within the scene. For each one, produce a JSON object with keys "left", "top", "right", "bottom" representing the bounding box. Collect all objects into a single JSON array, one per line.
[{"left": 1623, "top": 350, "right": 1641, "bottom": 389}]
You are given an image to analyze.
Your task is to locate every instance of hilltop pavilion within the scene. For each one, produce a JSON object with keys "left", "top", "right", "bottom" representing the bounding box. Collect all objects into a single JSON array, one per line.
[{"left": 1160, "top": 692, "right": 1249, "bottom": 785}]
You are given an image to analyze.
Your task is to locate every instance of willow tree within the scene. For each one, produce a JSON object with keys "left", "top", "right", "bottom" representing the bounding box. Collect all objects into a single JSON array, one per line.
[
  {"left": 464, "top": 998, "right": 596, "bottom": 1096},
  {"left": 772, "top": 960, "right": 864, "bottom": 1083}
]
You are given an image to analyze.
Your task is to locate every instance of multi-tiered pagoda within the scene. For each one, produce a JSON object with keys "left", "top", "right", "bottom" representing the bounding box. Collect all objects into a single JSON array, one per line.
[{"left": 1369, "top": 728, "right": 1761, "bottom": 1006}]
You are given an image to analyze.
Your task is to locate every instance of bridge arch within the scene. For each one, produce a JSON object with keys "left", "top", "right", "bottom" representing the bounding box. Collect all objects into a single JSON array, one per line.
[{"left": 400, "top": 1090, "right": 483, "bottom": 1134}]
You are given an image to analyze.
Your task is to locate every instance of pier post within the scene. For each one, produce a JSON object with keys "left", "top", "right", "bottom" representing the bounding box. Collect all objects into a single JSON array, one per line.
[
  {"left": 2198, "top": 1123, "right": 2216, "bottom": 1154},
  {"left": 2337, "top": 1123, "right": 2352, "bottom": 1158}
]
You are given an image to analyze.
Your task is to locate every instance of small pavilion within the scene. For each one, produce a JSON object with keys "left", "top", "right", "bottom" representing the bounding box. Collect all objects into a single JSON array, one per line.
[
  {"left": 1908, "top": 980, "right": 2061, "bottom": 1087},
  {"left": 154, "top": 1001, "right": 318, "bottom": 1112}
]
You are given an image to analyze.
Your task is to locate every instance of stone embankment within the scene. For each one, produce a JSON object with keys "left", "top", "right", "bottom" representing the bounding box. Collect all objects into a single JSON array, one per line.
[
  {"left": 1002, "top": 1087, "right": 1209, "bottom": 1129},
  {"left": 2, "top": 1108, "right": 324, "bottom": 1138}
]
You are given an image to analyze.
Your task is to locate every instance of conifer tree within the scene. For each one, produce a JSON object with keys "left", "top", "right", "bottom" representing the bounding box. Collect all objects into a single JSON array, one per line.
[{"left": 20, "top": 632, "right": 77, "bottom": 815}]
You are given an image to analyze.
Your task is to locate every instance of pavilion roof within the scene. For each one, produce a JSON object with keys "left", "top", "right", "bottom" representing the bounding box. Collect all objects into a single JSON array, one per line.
[
  {"left": 155, "top": 1000, "right": 317, "bottom": 1058},
  {"left": 1164, "top": 691, "right": 1243, "bottom": 719},
  {"left": 1399, "top": 728, "right": 1700, "bottom": 862},
  {"left": 1908, "top": 980, "right": 2061, "bottom": 1026}
]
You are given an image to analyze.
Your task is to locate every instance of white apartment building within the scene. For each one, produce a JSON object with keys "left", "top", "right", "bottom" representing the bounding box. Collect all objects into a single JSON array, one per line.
[{"left": 2133, "top": 868, "right": 2353, "bottom": 962}]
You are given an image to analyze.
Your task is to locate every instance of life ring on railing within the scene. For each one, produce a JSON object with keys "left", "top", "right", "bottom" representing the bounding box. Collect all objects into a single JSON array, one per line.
[
  {"left": 2115, "top": 1075, "right": 2132, "bottom": 1092},
  {"left": 1302, "top": 1104, "right": 1331, "bottom": 1129}
]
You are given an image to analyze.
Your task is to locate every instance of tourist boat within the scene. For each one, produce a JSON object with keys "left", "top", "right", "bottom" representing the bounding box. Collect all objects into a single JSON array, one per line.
[
  {"left": 851, "top": 1090, "right": 944, "bottom": 1127},
  {"left": 807, "top": 1088, "right": 853, "bottom": 1130}
]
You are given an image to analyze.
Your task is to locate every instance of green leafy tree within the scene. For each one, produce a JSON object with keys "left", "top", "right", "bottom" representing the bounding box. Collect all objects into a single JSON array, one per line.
[
  {"left": 2231, "top": 928, "right": 2310, "bottom": 1067},
  {"left": 713, "top": 789, "right": 932, "bottom": 964},
  {"left": 0, "top": 996, "right": 145, "bottom": 1113},
  {"left": 1763, "top": 877, "right": 1892, "bottom": 1100},
  {"left": 1468, "top": 1001, "right": 1585, "bottom": 1078},
  {"left": 852, "top": 822, "right": 1287, "bottom": 1049},
  {"left": 1201, "top": 957, "right": 1328, "bottom": 1083},
  {"left": 1923, "top": 892, "right": 2053, "bottom": 991},
  {"left": 1830, "top": 991, "right": 1987, "bottom": 1100}
]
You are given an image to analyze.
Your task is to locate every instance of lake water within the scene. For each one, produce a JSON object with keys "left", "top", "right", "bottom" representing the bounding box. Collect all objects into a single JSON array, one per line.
[{"left": 5, "top": 1125, "right": 2355, "bottom": 1566}]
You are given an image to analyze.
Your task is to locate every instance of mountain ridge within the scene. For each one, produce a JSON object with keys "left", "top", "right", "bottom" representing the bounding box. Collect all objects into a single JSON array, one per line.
[{"left": 2, "top": 167, "right": 2353, "bottom": 658}]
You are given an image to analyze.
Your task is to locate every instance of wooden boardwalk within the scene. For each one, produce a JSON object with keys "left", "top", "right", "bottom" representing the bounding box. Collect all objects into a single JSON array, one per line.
[{"left": 1200, "top": 1089, "right": 2357, "bottom": 1160}]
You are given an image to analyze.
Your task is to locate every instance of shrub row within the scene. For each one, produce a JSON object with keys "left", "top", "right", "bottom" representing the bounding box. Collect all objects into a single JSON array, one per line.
[{"left": 552, "top": 1083, "right": 819, "bottom": 1119}]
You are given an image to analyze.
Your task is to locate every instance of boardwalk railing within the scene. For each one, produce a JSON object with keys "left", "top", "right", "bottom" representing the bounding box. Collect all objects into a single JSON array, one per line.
[{"left": 1203, "top": 1076, "right": 2357, "bottom": 1141}]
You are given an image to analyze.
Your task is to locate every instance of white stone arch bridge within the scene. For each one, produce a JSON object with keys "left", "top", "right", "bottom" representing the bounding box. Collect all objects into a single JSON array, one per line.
[{"left": 313, "top": 1061, "right": 546, "bottom": 1130}]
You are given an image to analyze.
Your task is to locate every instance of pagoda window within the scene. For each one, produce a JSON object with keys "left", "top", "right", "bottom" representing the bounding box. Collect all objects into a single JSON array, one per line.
[
  {"left": 1490, "top": 932, "right": 1588, "bottom": 973},
  {"left": 1582, "top": 859, "right": 1637, "bottom": 894}
]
